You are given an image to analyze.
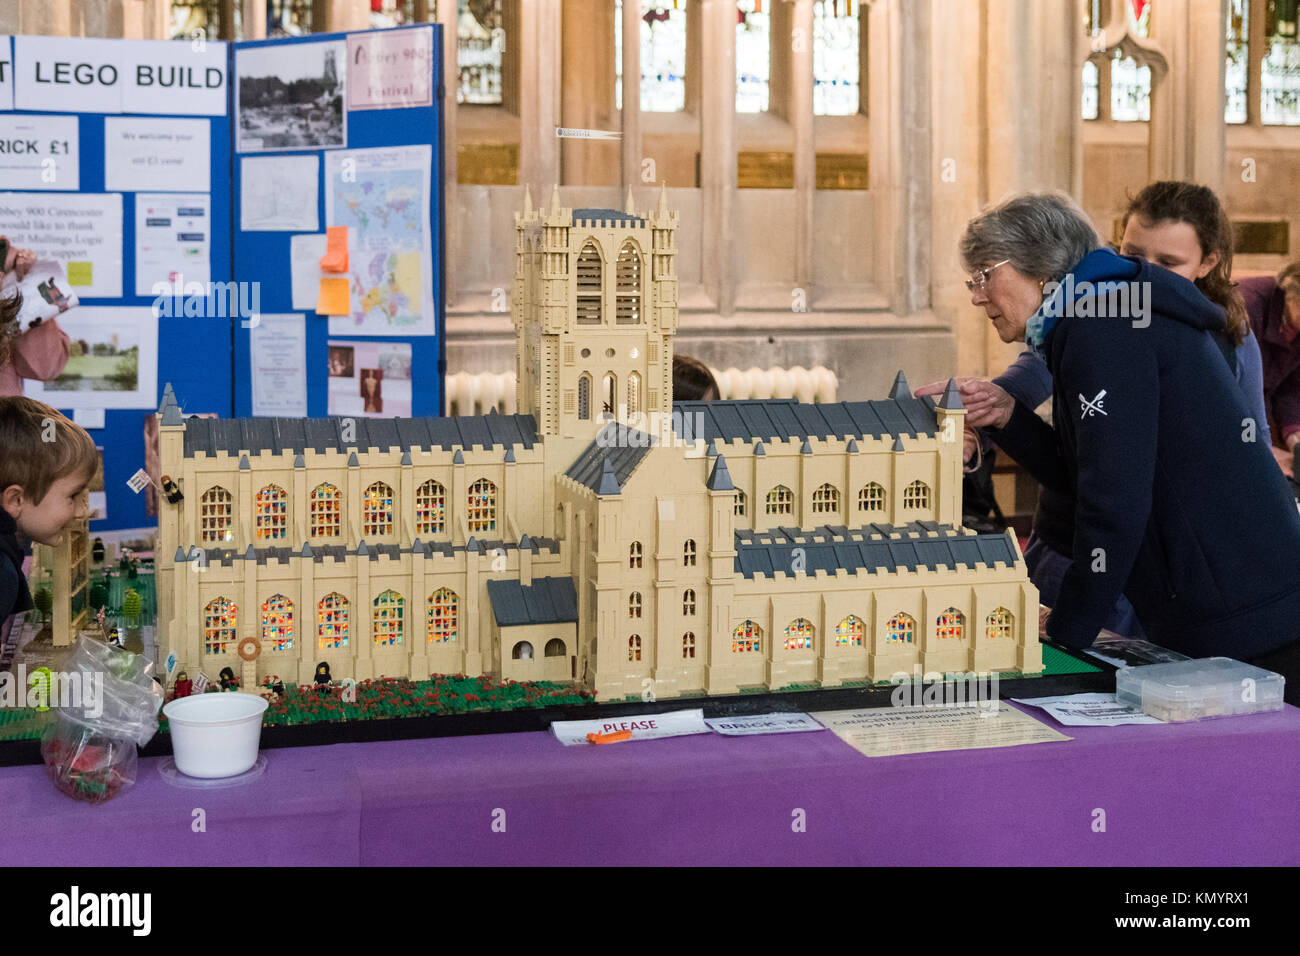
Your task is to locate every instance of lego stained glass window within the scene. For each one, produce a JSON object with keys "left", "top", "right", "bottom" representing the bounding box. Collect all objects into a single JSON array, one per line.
[
  {"left": 630, "top": 591, "right": 643, "bottom": 618},
  {"left": 986, "top": 607, "right": 1014, "bottom": 640},
  {"left": 683, "top": 538, "right": 696, "bottom": 566},
  {"left": 512, "top": 641, "right": 533, "bottom": 660},
  {"left": 736, "top": 0, "right": 771, "bottom": 113},
  {"left": 318, "top": 592, "right": 349, "bottom": 649},
  {"left": 628, "top": 372, "right": 641, "bottom": 416},
  {"left": 428, "top": 588, "right": 458, "bottom": 643},
  {"left": 203, "top": 597, "right": 236, "bottom": 655},
  {"left": 783, "top": 618, "right": 814, "bottom": 651},
  {"left": 616, "top": 240, "right": 642, "bottom": 324},
  {"left": 614, "top": 0, "right": 688, "bottom": 112},
  {"left": 416, "top": 479, "right": 446, "bottom": 535},
  {"left": 310, "top": 482, "right": 341, "bottom": 538},
  {"left": 834, "top": 615, "right": 864, "bottom": 647},
  {"left": 812, "top": 483, "right": 839, "bottom": 514},
  {"left": 683, "top": 632, "right": 696, "bottom": 659},
  {"left": 766, "top": 485, "right": 793, "bottom": 515},
  {"left": 373, "top": 590, "right": 404, "bottom": 646},
  {"left": 813, "top": 0, "right": 860, "bottom": 116},
  {"left": 578, "top": 374, "right": 592, "bottom": 420},
  {"left": 630, "top": 541, "right": 643, "bottom": 568},
  {"left": 458, "top": 0, "right": 503, "bottom": 105},
  {"left": 200, "top": 486, "right": 234, "bottom": 543},
  {"left": 576, "top": 240, "right": 603, "bottom": 325},
  {"left": 629, "top": 634, "right": 642, "bottom": 662},
  {"left": 903, "top": 480, "right": 930, "bottom": 511},
  {"left": 256, "top": 484, "right": 288, "bottom": 540},
  {"left": 734, "top": 489, "right": 747, "bottom": 516},
  {"left": 936, "top": 607, "right": 965, "bottom": 640},
  {"left": 261, "top": 594, "right": 294, "bottom": 652},
  {"left": 886, "top": 612, "right": 915, "bottom": 644},
  {"left": 683, "top": 588, "right": 696, "bottom": 615},
  {"left": 468, "top": 478, "right": 497, "bottom": 533},
  {"left": 732, "top": 620, "right": 762, "bottom": 653},
  {"left": 364, "top": 481, "right": 395, "bottom": 537},
  {"left": 858, "top": 482, "right": 885, "bottom": 512}
]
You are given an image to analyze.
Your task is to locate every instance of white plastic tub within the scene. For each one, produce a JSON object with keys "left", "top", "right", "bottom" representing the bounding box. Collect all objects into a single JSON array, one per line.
[{"left": 163, "top": 693, "right": 269, "bottom": 778}]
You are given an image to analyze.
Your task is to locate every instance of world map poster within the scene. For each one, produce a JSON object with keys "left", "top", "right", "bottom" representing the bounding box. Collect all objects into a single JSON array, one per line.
[{"left": 324, "top": 144, "right": 434, "bottom": 336}]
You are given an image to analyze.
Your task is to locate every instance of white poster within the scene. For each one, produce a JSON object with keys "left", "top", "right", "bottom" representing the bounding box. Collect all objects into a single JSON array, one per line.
[
  {"left": 134, "top": 193, "right": 210, "bottom": 297},
  {"left": 289, "top": 232, "right": 329, "bottom": 309},
  {"left": 0, "top": 114, "right": 78, "bottom": 189},
  {"left": 14, "top": 36, "right": 124, "bottom": 114},
  {"left": 117, "top": 39, "right": 228, "bottom": 116},
  {"left": 326, "top": 339, "right": 412, "bottom": 418},
  {"left": 0, "top": 37, "right": 13, "bottom": 111},
  {"left": 236, "top": 40, "right": 346, "bottom": 152},
  {"left": 24, "top": 307, "right": 158, "bottom": 410},
  {"left": 239, "top": 155, "right": 319, "bottom": 232},
  {"left": 324, "top": 145, "right": 432, "bottom": 336},
  {"left": 346, "top": 27, "right": 434, "bottom": 110},
  {"left": 105, "top": 117, "right": 210, "bottom": 193},
  {"left": 0, "top": 192, "right": 122, "bottom": 298},
  {"left": 251, "top": 314, "right": 308, "bottom": 418}
]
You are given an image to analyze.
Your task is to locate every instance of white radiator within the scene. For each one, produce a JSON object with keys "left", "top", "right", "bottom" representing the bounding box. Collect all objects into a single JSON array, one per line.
[{"left": 443, "top": 365, "right": 839, "bottom": 416}]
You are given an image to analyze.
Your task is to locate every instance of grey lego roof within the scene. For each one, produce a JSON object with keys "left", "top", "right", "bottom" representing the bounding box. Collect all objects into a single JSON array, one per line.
[
  {"left": 672, "top": 394, "right": 939, "bottom": 446},
  {"left": 564, "top": 421, "right": 657, "bottom": 493},
  {"left": 192, "top": 537, "right": 558, "bottom": 565},
  {"left": 182, "top": 413, "right": 540, "bottom": 458},
  {"left": 732, "top": 522, "right": 1018, "bottom": 578},
  {"left": 485, "top": 576, "right": 579, "bottom": 627},
  {"left": 572, "top": 208, "right": 646, "bottom": 227}
]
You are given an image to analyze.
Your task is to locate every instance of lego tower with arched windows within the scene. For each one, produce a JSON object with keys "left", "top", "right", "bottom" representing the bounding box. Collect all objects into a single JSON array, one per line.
[{"left": 153, "top": 191, "right": 1042, "bottom": 701}]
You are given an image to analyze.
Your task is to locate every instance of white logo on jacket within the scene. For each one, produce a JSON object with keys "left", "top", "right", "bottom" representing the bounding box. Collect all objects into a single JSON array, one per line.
[{"left": 1079, "top": 390, "right": 1108, "bottom": 419}]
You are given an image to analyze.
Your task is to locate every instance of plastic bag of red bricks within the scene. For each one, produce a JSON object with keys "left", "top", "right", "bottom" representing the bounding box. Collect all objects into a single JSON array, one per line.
[{"left": 40, "top": 714, "right": 138, "bottom": 804}]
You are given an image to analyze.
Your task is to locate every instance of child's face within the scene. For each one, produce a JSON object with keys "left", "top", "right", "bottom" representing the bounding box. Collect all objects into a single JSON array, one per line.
[{"left": 5, "top": 473, "right": 90, "bottom": 546}]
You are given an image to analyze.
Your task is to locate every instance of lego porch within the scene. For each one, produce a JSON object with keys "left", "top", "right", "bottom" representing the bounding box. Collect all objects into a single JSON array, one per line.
[{"left": 4, "top": 1, "right": 1300, "bottom": 910}]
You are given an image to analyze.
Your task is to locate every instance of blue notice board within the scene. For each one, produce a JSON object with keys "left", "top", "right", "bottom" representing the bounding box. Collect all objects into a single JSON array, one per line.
[
  {"left": 230, "top": 24, "right": 445, "bottom": 421},
  {"left": 0, "top": 27, "right": 445, "bottom": 532}
]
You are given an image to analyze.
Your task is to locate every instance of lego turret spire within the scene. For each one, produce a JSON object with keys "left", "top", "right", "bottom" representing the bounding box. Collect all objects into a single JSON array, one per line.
[
  {"left": 550, "top": 182, "right": 561, "bottom": 215},
  {"left": 523, "top": 185, "right": 533, "bottom": 217},
  {"left": 625, "top": 186, "right": 636, "bottom": 215},
  {"left": 888, "top": 370, "right": 911, "bottom": 401},
  {"left": 657, "top": 181, "right": 668, "bottom": 215}
]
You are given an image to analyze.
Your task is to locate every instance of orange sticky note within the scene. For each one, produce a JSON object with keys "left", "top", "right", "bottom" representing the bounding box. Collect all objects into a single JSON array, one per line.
[
  {"left": 316, "top": 278, "right": 350, "bottom": 315},
  {"left": 320, "top": 226, "right": 348, "bottom": 273}
]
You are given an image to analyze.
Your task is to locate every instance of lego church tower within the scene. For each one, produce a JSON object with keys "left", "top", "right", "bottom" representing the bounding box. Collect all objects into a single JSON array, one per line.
[{"left": 512, "top": 184, "right": 680, "bottom": 443}]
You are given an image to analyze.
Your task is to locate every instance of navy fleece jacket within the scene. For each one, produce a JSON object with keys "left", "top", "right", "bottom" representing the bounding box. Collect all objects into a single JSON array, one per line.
[
  {"left": 0, "top": 509, "right": 33, "bottom": 626},
  {"left": 988, "top": 248, "right": 1300, "bottom": 657}
]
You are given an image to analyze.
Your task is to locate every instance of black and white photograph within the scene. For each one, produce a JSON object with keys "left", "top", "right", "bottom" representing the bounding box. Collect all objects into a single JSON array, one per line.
[{"left": 235, "top": 40, "right": 347, "bottom": 152}]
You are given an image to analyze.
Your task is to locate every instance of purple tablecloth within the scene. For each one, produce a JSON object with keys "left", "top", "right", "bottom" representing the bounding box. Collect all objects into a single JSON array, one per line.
[{"left": 5, "top": 702, "right": 1298, "bottom": 865}]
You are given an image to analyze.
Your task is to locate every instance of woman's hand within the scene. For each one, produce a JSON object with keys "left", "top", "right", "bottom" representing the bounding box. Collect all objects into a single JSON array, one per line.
[{"left": 915, "top": 377, "right": 1015, "bottom": 430}]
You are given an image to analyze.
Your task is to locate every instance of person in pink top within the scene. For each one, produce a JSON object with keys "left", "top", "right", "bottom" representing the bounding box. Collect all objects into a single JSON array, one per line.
[{"left": 0, "top": 237, "right": 71, "bottom": 398}]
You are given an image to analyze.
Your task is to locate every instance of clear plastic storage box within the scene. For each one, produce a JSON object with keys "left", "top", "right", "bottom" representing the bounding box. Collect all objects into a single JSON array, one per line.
[{"left": 1114, "top": 657, "right": 1285, "bottom": 723}]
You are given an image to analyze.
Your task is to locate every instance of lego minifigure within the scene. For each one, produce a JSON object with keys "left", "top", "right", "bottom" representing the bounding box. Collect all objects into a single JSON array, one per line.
[
  {"left": 161, "top": 475, "right": 184, "bottom": 504},
  {"left": 173, "top": 671, "right": 192, "bottom": 699}
]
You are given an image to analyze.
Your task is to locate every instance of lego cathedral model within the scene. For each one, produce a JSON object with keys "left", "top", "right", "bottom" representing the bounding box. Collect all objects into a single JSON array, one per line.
[{"left": 154, "top": 186, "right": 1042, "bottom": 701}]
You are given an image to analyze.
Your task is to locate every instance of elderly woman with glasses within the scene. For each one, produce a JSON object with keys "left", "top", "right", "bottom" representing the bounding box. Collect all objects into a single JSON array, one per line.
[{"left": 951, "top": 192, "right": 1300, "bottom": 695}]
